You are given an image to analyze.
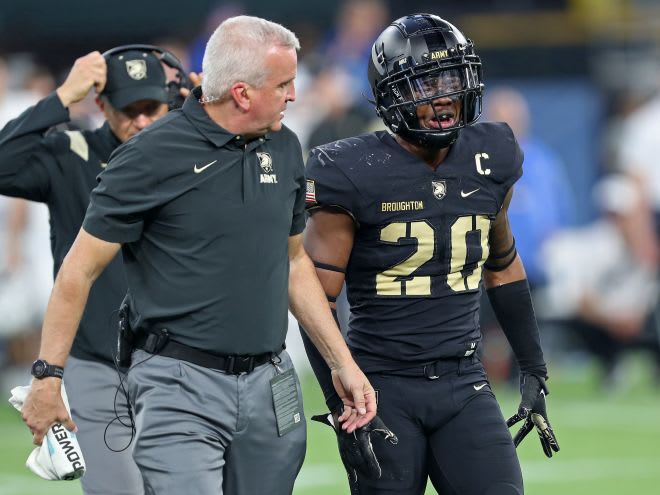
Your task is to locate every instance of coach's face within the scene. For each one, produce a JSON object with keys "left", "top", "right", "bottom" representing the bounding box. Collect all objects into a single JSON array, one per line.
[
  {"left": 98, "top": 97, "right": 168, "bottom": 142},
  {"left": 247, "top": 46, "right": 297, "bottom": 136}
]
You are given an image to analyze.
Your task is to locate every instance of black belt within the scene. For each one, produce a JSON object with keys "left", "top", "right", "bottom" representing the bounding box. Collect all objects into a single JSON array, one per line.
[
  {"left": 364, "top": 354, "right": 478, "bottom": 379},
  {"left": 134, "top": 331, "right": 276, "bottom": 375}
]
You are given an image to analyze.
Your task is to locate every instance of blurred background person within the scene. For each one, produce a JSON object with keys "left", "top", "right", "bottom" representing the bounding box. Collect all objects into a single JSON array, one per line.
[
  {"left": 615, "top": 73, "right": 660, "bottom": 274},
  {"left": 315, "top": 0, "right": 389, "bottom": 108},
  {"left": 304, "top": 68, "right": 373, "bottom": 150},
  {"left": 542, "top": 175, "right": 660, "bottom": 388}
]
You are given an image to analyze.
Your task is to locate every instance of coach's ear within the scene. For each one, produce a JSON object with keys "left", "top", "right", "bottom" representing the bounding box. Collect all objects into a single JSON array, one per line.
[{"left": 229, "top": 82, "right": 251, "bottom": 112}]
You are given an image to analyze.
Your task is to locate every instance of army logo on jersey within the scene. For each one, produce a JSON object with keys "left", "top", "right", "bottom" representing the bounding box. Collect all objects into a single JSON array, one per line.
[
  {"left": 432, "top": 180, "right": 447, "bottom": 200},
  {"left": 126, "top": 60, "right": 147, "bottom": 80},
  {"left": 258, "top": 152, "right": 277, "bottom": 183}
]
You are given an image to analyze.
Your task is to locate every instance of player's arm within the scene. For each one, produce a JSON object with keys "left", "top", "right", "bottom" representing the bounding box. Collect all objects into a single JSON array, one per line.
[
  {"left": 288, "top": 229, "right": 375, "bottom": 432},
  {"left": 483, "top": 187, "right": 559, "bottom": 457},
  {"left": 483, "top": 187, "right": 546, "bottom": 377},
  {"left": 299, "top": 209, "right": 398, "bottom": 480},
  {"left": 299, "top": 208, "right": 354, "bottom": 411},
  {"left": 21, "top": 227, "right": 120, "bottom": 445}
]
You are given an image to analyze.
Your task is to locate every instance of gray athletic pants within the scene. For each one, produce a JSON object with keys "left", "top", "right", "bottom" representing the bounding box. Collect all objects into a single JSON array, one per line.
[
  {"left": 126, "top": 349, "right": 307, "bottom": 495},
  {"left": 64, "top": 355, "right": 144, "bottom": 495}
]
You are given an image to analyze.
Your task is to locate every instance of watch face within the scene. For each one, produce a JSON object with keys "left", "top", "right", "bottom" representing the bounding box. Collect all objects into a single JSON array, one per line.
[{"left": 32, "top": 360, "right": 47, "bottom": 378}]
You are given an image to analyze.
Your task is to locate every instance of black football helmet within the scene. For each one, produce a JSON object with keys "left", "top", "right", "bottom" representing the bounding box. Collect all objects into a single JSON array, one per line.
[{"left": 368, "top": 13, "right": 484, "bottom": 148}]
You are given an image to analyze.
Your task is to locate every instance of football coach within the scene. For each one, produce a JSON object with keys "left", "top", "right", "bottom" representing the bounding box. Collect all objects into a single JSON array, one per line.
[{"left": 21, "top": 15, "right": 376, "bottom": 495}]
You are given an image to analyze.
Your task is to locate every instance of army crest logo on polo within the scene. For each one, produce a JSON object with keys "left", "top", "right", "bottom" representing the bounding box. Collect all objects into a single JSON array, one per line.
[
  {"left": 258, "top": 151, "right": 278, "bottom": 184},
  {"left": 257, "top": 151, "right": 274, "bottom": 173},
  {"left": 126, "top": 59, "right": 147, "bottom": 80}
]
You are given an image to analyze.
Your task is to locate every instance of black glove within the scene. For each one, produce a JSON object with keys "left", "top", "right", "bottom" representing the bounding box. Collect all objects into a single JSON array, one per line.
[
  {"left": 312, "top": 412, "right": 398, "bottom": 482},
  {"left": 506, "top": 374, "right": 560, "bottom": 458}
]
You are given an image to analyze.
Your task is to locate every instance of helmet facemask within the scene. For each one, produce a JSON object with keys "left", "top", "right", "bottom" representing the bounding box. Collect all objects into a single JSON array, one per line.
[
  {"left": 375, "top": 53, "right": 483, "bottom": 148},
  {"left": 368, "top": 14, "right": 485, "bottom": 149}
]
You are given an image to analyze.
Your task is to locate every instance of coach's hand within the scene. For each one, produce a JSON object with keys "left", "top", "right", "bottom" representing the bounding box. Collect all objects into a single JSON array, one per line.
[
  {"left": 330, "top": 363, "right": 377, "bottom": 432},
  {"left": 506, "top": 374, "right": 560, "bottom": 458},
  {"left": 56, "top": 51, "right": 107, "bottom": 107},
  {"left": 313, "top": 411, "right": 398, "bottom": 481},
  {"left": 21, "top": 378, "right": 77, "bottom": 445}
]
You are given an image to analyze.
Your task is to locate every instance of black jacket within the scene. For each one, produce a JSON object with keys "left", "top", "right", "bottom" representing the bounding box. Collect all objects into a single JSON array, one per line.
[{"left": 0, "top": 92, "right": 126, "bottom": 364}]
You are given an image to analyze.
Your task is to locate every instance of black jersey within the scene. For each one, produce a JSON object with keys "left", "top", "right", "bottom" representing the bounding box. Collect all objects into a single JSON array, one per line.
[
  {"left": 0, "top": 93, "right": 125, "bottom": 365},
  {"left": 306, "top": 123, "right": 523, "bottom": 372}
]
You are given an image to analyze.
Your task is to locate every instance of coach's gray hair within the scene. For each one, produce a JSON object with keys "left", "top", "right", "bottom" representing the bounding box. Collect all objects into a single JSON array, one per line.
[{"left": 201, "top": 16, "right": 300, "bottom": 101}]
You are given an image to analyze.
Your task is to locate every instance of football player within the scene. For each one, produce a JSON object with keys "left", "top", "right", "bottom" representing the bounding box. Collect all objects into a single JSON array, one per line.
[{"left": 300, "top": 13, "right": 559, "bottom": 495}]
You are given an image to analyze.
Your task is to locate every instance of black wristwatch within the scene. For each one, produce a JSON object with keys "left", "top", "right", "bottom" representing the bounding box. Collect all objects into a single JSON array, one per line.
[{"left": 31, "top": 359, "right": 64, "bottom": 379}]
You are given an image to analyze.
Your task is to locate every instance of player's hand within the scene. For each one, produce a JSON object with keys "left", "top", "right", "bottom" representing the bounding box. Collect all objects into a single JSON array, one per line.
[
  {"left": 312, "top": 411, "right": 398, "bottom": 481},
  {"left": 21, "top": 378, "right": 77, "bottom": 445},
  {"left": 506, "top": 374, "right": 560, "bottom": 458},
  {"left": 330, "top": 363, "right": 377, "bottom": 432},
  {"left": 56, "top": 51, "right": 107, "bottom": 108}
]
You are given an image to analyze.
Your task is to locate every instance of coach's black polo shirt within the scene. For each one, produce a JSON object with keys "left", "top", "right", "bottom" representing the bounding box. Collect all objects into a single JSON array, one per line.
[{"left": 83, "top": 88, "right": 306, "bottom": 355}]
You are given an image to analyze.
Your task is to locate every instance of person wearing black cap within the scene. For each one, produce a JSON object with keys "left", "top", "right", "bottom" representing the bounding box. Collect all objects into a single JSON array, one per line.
[{"left": 0, "top": 47, "right": 196, "bottom": 494}]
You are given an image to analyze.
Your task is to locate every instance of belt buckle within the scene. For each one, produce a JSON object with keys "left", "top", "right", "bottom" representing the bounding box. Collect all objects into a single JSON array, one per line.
[
  {"left": 225, "top": 355, "right": 255, "bottom": 374},
  {"left": 239, "top": 356, "right": 256, "bottom": 373},
  {"left": 423, "top": 364, "right": 440, "bottom": 380}
]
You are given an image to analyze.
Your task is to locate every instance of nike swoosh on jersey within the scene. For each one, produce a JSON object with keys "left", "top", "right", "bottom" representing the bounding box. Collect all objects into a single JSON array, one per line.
[
  {"left": 193, "top": 160, "right": 218, "bottom": 174},
  {"left": 461, "top": 188, "right": 480, "bottom": 198},
  {"left": 473, "top": 383, "right": 487, "bottom": 391}
]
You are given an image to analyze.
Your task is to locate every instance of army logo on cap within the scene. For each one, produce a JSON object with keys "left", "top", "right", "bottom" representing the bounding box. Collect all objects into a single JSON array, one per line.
[{"left": 125, "top": 59, "right": 147, "bottom": 80}]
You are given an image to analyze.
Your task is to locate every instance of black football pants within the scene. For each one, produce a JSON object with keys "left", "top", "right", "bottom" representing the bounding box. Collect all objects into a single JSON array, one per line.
[{"left": 354, "top": 356, "right": 523, "bottom": 495}]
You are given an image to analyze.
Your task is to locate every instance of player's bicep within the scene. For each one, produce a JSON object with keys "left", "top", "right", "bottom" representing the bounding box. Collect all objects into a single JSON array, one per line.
[
  {"left": 486, "top": 188, "right": 515, "bottom": 264},
  {"left": 484, "top": 187, "right": 526, "bottom": 286},
  {"left": 304, "top": 208, "right": 355, "bottom": 298}
]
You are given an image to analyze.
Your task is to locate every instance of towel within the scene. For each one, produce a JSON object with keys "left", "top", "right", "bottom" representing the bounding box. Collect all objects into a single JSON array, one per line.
[{"left": 9, "top": 383, "right": 86, "bottom": 480}]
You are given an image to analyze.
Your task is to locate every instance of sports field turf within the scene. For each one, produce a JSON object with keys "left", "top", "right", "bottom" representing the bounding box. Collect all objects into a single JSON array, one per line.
[{"left": 1, "top": 355, "right": 658, "bottom": 495}]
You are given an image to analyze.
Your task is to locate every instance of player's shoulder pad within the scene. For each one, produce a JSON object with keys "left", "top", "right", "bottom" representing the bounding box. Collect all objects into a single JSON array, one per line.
[
  {"left": 306, "top": 132, "right": 383, "bottom": 183},
  {"left": 305, "top": 133, "right": 381, "bottom": 214},
  {"left": 467, "top": 121, "right": 523, "bottom": 186}
]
